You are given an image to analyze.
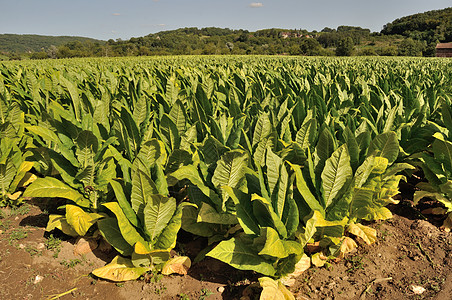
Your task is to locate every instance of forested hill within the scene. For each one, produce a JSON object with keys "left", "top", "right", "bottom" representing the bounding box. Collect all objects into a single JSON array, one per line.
[
  {"left": 381, "top": 7, "right": 452, "bottom": 42},
  {"left": 0, "top": 34, "right": 104, "bottom": 52}
]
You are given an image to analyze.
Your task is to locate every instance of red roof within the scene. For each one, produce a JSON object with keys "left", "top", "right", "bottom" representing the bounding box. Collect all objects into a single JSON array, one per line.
[{"left": 436, "top": 43, "right": 452, "bottom": 49}]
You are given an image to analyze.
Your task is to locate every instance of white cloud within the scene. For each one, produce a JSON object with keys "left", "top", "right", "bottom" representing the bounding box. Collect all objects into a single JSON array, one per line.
[
  {"left": 112, "top": 13, "right": 121, "bottom": 16},
  {"left": 249, "top": 2, "right": 263, "bottom": 8}
]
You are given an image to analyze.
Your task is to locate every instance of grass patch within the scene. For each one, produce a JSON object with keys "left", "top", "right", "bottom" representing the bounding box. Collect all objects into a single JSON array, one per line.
[
  {"left": 45, "top": 234, "right": 62, "bottom": 258},
  {"left": 9, "top": 204, "right": 31, "bottom": 217},
  {"left": 8, "top": 228, "right": 28, "bottom": 245},
  {"left": 60, "top": 258, "right": 82, "bottom": 268}
]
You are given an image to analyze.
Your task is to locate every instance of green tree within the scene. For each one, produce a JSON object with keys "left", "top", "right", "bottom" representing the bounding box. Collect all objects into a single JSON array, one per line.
[
  {"left": 397, "top": 38, "right": 424, "bottom": 56},
  {"left": 335, "top": 37, "right": 354, "bottom": 56}
]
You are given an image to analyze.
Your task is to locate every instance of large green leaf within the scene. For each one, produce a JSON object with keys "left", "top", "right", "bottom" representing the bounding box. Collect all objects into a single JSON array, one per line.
[
  {"left": 343, "top": 127, "right": 359, "bottom": 171},
  {"left": 253, "top": 133, "right": 277, "bottom": 167},
  {"left": 252, "top": 113, "right": 272, "bottom": 148},
  {"left": 212, "top": 150, "right": 248, "bottom": 190},
  {"left": 169, "top": 99, "right": 187, "bottom": 134},
  {"left": 295, "top": 118, "right": 317, "bottom": 150},
  {"left": 180, "top": 204, "right": 220, "bottom": 237},
  {"left": 0, "top": 160, "right": 15, "bottom": 197},
  {"left": 257, "top": 227, "right": 302, "bottom": 259},
  {"left": 23, "top": 177, "right": 88, "bottom": 207},
  {"left": 321, "top": 144, "right": 352, "bottom": 208},
  {"left": 432, "top": 138, "right": 452, "bottom": 175},
  {"left": 212, "top": 150, "right": 248, "bottom": 208},
  {"left": 137, "top": 139, "right": 167, "bottom": 167},
  {"left": 131, "top": 169, "right": 158, "bottom": 223},
  {"left": 160, "top": 114, "right": 180, "bottom": 151},
  {"left": 109, "top": 179, "right": 139, "bottom": 228},
  {"left": 197, "top": 202, "right": 238, "bottom": 225},
  {"left": 144, "top": 194, "right": 176, "bottom": 241},
  {"left": 266, "top": 148, "right": 287, "bottom": 218},
  {"left": 98, "top": 217, "right": 134, "bottom": 256},
  {"left": 314, "top": 128, "right": 336, "bottom": 178},
  {"left": 289, "top": 163, "right": 324, "bottom": 214},
  {"left": 103, "top": 202, "right": 146, "bottom": 247},
  {"left": 8, "top": 161, "right": 34, "bottom": 193},
  {"left": 252, "top": 194, "right": 287, "bottom": 239},
  {"left": 368, "top": 132, "right": 399, "bottom": 164},
  {"left": 154, "top": 203, "right": 186, "bottom": 250},
  {"left": 354, "top": 156, "right": 388, "bottom": 188},
  {"left": 207, "top": 237, "right": 276, "bottom": 276},
  {"left": 222, "top": 186, "right": 260, "bottom": 235},
  {"left": 76, "top": 130, "right": 98, "bottom": 168}
]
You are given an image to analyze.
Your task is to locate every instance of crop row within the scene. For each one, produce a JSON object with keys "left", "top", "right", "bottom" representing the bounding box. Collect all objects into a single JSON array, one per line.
[{"left": 1, "top": 56, "right": 451, "bottom": 298}]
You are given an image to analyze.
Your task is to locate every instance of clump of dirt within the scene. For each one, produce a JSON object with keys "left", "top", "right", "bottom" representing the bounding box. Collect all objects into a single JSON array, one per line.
[{"left": 0, "top": 200, "right": 450, "bottom": 300}]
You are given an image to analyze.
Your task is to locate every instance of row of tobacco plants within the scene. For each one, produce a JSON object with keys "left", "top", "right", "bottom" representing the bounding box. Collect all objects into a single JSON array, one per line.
[{"left": 1, "top": 56, "right": 451, "bottom": 298}]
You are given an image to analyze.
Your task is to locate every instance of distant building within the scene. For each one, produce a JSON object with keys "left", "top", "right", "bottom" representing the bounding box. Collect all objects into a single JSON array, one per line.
[{"left": 436, "top": 43, "right": 452, "bottom": 57}]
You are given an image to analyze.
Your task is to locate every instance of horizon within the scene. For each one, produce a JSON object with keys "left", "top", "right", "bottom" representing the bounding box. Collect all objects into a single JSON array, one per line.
[{"left": 0, "top": 1, "right": 451, "bottom": 41}]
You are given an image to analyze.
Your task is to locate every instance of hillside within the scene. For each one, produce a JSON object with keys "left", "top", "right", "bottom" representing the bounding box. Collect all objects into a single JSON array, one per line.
[
  {"left": 381, "top": 7, "right": 452, "bottom": 43},
  {"left": 0, "top": 34, "right": 104, "bottom": 53}
]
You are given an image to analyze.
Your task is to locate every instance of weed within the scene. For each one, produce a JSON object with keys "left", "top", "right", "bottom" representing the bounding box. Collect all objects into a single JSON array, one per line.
[
  {"left": 25, "top": 245, "right": 42, "bottom": 256},
  {"left": 178, "top": 293, "right": 190, "bottom": 300},
  {"left": 345, "top": 256, "right": 365, "bottom": 273},
  {"left": 146, "top": 271, "right": 164, "bottom": 283},
  {"left": 116, "top": 283, "right": 125, "bottom": 287},
  {"left": 199, "top": 288, "right": 213, "bottom": 300},
  {"left": 10, "top": 204, "right": 30, "bottom": 217},
  {"left": 380, "top": 230, "right": 390, "bottom": 241},
  {"left": 8, "top": 228, "right": 28, "bottom": 245},
  {"left": 0, "top": 219, "right": 11, "bottom": 231},
  {"left": 60, "top": 258, "right": 82, "bottom": 268},
  {"left": 45, "top": 234, "right": 62, "bottom": 258},
  {"left": 154, "top": 284, "right": 167, "bottom": 295}
]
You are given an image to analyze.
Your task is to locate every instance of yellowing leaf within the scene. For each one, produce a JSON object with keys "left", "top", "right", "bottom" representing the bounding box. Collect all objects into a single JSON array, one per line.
[
  {"left": 46, "top": 214, "right": 78, "bottom": 237},
  {"left": 23, "top": 177, "right": 88, "bottom": 207},
  {"left": 161, "top": 256, "right": 191, "bottom": 275},
  {"left": 339, "top": 236, "right": 357, "bottom": 254},
  {"left": 259, "top": 277, "right": 295, "bottom": 300},
  {"left": 311, "top": 252, "right": 328, "bottom": 267},
  {"left": 66, "top": 205, "right": 103, "bottom": 236},
  {"left": 281, "top": 254, "right": 311, "bottom": 286},
  {"left": 20, "top": 173, "right": 38, "bottom": 187},
  {"left": 149, "top": 250, "right": 171, "bottom": 265},
  {"left": 92, "top": 256, "right": 151, "bottom": 282},
  {"left": 312, "top": 211, "right": 348, "bottom": 228},
  {"left": 7, "top": 191, "right": 22, "bottom": 200},
  {"left": 347, "top": 223, "right": 377, "bottom": 245},
  {"left": 134, "top": 241, "right": 152, "bottom": 255}
]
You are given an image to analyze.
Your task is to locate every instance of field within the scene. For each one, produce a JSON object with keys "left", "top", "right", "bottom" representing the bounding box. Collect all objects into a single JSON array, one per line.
[{"left": 0, "top": 56, "right": 451, "bottom": 299}]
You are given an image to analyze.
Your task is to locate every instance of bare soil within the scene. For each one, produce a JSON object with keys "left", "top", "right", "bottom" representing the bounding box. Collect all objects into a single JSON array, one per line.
[{"left": 0, "top": 198, "right": 450, "bottom": 300}]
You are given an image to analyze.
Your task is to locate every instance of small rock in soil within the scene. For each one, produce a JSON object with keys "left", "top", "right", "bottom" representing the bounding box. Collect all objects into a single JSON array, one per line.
[
  {"left": 410, "top": 285, "right": 426, "bottom": 295},
  {"left": 33, "top": 275, "right": 43, "bottom": 284}
]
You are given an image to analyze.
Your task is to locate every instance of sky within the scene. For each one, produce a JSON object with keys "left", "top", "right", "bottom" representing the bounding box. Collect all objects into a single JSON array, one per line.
[{"left": 0, "top": 0, "right": 450, "bottom": 41}]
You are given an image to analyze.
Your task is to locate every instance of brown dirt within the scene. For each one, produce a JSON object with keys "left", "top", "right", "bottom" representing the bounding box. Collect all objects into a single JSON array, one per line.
[{"left": 0, "top": 199, "right": 450, "bottom": 300}]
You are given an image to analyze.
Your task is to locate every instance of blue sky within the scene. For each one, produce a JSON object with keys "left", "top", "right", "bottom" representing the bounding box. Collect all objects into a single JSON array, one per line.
[{"left": 0, "top": 0, "right": 450, "bottom": 40}]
